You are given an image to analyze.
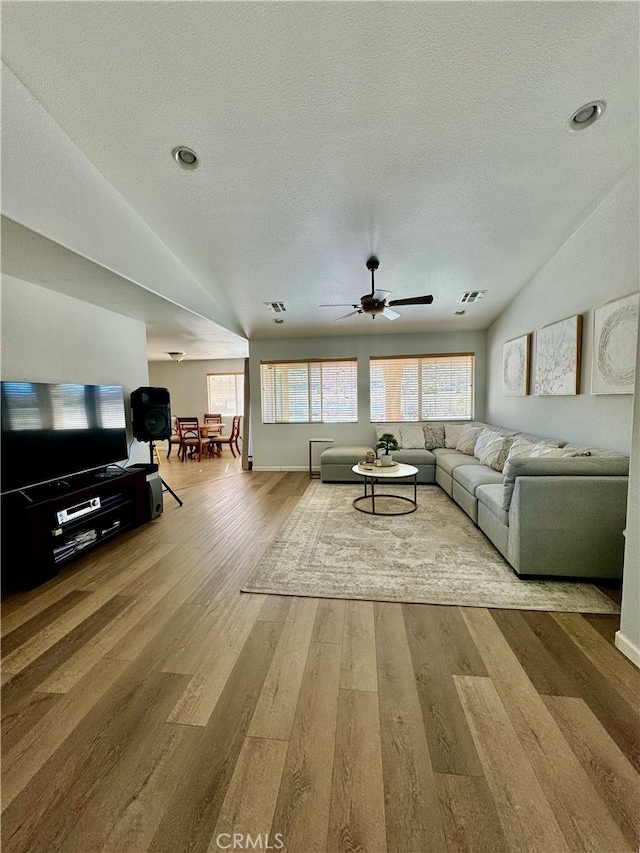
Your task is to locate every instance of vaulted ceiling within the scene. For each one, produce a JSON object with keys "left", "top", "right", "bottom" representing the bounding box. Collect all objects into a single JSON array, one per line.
[{"left": 2, "top": 2, "right": 638, "bottom": 359}]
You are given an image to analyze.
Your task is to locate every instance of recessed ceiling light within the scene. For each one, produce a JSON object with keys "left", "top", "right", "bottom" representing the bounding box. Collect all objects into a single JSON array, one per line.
[
  {"left": 569, "top": 101, "right": 605, "bottom": 131},
  {"left": 172, "top": 146, "right": 199, "bottom": 169},
  {"left": 454, "top": 310, "right": 467, "bottom": 316}
]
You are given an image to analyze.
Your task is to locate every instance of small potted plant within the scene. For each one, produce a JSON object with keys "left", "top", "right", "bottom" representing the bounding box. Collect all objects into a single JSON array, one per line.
[{"left": 375, "top": 432, "right": 399, "bottom": 466}]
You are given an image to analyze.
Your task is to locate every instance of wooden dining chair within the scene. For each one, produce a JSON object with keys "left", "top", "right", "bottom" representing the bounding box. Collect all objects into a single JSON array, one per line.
[
  {"left": 202, "top": 413, "right": 224, "bottom": 456},
  {"left": 215, "top": 415, "right": 242, "bottom": 457},
  {"left": 176, "top": 417, "right": 206, "bottom": 462},
  {"left": 166, "top": 416, "right": 182, "bottom": 459}
]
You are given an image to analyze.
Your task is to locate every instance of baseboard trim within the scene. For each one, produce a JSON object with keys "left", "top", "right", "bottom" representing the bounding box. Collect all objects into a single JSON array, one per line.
[
  {"left": 253, "top": 466, "right": 308, "bottom": 472},
  {"left": 615, "top": 631, "right": 640, "bottom": 669}
]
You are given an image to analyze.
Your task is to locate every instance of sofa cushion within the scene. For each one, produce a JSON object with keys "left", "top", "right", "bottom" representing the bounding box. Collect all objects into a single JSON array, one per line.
[
  {"left": 476, "top": 483, "right": 510, "bottom": 526},
  {"left": 394, "top": 448, "right": 436, "bottom": 466},
  {"left": 444, "top": 423, "right": 465, "bottom": 448},
  {"left": 453, "top": 464, "right": 504, "bottom": 495},
  {"left": 474, "top": 428, "right": 514, "bottom": 472},
  {"left": 456, "top": 423, "right": 484, "bottom": 455},
  {"left": 431, "top": 446, "right": 455, "bottom": 458},
  {"left": 436, "top": 450, "right": 483, "bottom": 476},
  {"left": 400, "top": 424, "right": 426, "bottom": 449},
  {"left": 423, "top": 423, "right": 446, "bottom": 450}
]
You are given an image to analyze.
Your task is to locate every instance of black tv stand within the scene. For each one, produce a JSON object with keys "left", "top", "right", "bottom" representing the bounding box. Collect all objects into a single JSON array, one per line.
[{"left": 1, "top": 467, "right": 148, "bottom": 590}]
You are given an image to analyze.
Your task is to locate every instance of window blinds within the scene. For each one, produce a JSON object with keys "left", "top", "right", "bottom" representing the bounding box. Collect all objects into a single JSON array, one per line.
[
  {"left": 370, "top": 354, "right": 474, "bottom": 421},
  {"left": 260, "top": 359, "right": 358, "bottom": 423},
  {"left": 206, "top": 373, "right": 244, "bottom": 416}
]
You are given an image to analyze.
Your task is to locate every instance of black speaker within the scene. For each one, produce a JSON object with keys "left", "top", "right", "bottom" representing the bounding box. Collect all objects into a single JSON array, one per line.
[
  {"left": 148, "top": 476, "right": 164, "bottom": 519},
  {"left": 131, "top": 387, "right": 172, "bottom": 441}
]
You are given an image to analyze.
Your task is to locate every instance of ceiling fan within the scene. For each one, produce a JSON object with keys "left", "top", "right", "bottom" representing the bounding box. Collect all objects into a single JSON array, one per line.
[{"left": 320, "top": 256, "right": 434, "bottom": 320}]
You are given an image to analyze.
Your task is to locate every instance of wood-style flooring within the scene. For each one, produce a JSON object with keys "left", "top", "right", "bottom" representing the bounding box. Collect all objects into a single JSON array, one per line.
[{"left": 2, "top": 454, "right": 639, "bottom": 853}]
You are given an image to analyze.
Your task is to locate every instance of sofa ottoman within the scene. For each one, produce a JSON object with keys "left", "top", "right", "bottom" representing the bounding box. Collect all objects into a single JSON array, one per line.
[{"left": 320, "top": 445, "right": 375, "bottom": 482}]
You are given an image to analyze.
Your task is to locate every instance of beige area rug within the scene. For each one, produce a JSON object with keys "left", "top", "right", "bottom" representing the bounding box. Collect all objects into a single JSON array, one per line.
[{"left": 242, "top": 482, "right": 620, "bottom": 613}]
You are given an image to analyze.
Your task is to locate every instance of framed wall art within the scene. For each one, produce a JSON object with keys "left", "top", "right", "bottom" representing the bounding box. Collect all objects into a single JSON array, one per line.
[
  {"left": 502, "top": 333, "right": 531, "bottom": 396},
  {"left": 535, "top": 314, "right": 582, "bottom": 396},
  {"left": 592, "top": 291, "right": 639, "bottom": 394}
]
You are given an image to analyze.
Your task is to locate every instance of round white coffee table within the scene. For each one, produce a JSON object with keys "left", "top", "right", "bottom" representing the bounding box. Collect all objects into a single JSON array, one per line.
[{"left": 351, "top": 462, "right": 419, "bottom": 516}]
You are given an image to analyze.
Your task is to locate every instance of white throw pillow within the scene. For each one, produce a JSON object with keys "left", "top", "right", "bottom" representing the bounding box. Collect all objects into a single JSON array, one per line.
[
  {"left": 444, "top": 423, "right": 464, "bottom": 449},
  {"left": 505, "top": 435, "right": 540, "bottom": 464},
  {"left": 456, "top": 424, "right": 484, "bottom": 456},
  {"left": 474, "top": 428, "right": 513, "bottom": 472},
  {"left": 374, "top": 424, "right": 403, "bottom": 448},
  {"left": 530, "top": 445, "right": 578, "bottom": 458},
  {"left": 400, "top": 424, "right": 426, "bottom": 449},
  {"left": 422, "top": 423, "right": 446, "bottom": 450}
]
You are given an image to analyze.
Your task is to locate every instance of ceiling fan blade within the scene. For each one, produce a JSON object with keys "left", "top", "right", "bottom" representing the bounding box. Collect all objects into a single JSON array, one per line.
[
  {"left": 320, "top": 303, "right": 359, "bottom": 308},
  {"left": 372, "top": 289, "right": 390, "bottom": 302},
  {"left": 387, "top": 295, "right": 434, "bottom": 307},
  {"left": 382, "top": 307, "right": 401, "bottom": 320},
  {"left": 335, "top": 309, "right": 362, "bottom": 320}
]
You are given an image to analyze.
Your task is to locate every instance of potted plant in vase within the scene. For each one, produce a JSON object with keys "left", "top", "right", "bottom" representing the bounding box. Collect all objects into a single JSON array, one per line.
[{"left": 375, "top": 433, "right": 399, "bottom": 466}]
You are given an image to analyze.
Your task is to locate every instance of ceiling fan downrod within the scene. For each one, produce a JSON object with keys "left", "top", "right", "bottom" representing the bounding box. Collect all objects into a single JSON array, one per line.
[{"left": 366, "top": 255, "right": 379, "bottom": 297}]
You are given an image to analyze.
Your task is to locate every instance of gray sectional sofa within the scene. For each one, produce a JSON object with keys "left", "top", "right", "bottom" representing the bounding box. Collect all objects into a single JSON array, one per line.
[{"left": 320, "top": 421, "right": 629, "bottom": 579}]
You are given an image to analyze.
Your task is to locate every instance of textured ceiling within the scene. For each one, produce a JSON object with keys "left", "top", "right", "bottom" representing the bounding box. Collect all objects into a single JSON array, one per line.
[{"left": 1, "top": 1, "right": 638, "bottom": 355}]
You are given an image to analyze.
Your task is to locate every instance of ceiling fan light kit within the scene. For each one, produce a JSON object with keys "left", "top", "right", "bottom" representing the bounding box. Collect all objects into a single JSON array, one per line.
[{"left": 320, "top": 256, "right": 434, "bottom": 321}]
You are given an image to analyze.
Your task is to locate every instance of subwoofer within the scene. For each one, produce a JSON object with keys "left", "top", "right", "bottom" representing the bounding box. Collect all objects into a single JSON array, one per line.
[
  {"left": 131, "top": 387, "right": 172, "bottom": 441},
  {"left": 147, "top": 476, "right": 164, "bottom": 519}
]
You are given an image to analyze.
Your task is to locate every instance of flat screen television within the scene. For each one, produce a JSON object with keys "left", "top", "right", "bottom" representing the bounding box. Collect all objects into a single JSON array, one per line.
[{"left": 1, "top": 381, "right": 129, "bottom": 495}]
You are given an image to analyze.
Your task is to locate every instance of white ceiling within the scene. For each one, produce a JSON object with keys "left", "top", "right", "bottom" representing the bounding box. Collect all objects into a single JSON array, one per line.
[{"left": 1, "top": 1, "right": 638, "bottom": 358}]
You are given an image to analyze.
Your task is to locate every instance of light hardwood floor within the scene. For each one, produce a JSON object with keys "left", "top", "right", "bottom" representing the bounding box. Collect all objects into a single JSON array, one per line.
[{"left": 2, "top": 454, "right": 639, "bottom": 853}]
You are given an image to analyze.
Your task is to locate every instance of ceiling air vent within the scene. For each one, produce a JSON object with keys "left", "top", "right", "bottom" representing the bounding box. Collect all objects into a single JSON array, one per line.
[
  {"left": 458, "top": 290, "right": 487, "bottom": 304},
  {"left": 264, "top": 302, "right": 287, "bottom": 313}
]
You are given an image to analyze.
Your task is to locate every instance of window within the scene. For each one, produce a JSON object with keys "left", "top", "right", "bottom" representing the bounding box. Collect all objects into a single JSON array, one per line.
[
  {"left": 206, "top": 373, "right": 244, "bottom": 416},
  {"left": 260, "top": 359, "right": 358, "bottom": 423},
  {"left": 370, "top": 354, "right": 474, "bottom": 421}
]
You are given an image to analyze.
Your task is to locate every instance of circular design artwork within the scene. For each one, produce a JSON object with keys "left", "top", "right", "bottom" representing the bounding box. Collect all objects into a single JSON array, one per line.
[
  {"left": 503, "top": 343, "right": 525, "bottom": 392},
  {"left": 597, "top": 304, "right": 638, "bottom": 386}
]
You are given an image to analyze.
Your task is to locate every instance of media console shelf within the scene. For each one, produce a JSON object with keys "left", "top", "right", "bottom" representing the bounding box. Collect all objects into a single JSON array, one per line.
[{"left": 1, "top": 468, "right": 148, "bottom": 589}]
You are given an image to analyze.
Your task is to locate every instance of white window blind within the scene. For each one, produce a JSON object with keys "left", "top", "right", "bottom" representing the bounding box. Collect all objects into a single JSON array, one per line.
[
  {"left": 260, "top": 359, "right": 358, "bottom": 423},
  {"left": 370, "top": 354, "right": 474, "bottom": 421},
  {"left": 206, "top": 373, "right": 244, "bottom": 416}
]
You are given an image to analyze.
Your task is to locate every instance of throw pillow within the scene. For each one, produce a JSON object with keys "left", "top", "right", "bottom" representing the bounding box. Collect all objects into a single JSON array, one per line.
[
  {"left": 374, "top": 424, "right": 402, "bottom": 448},
  {"left": 422, "top": 423, "right": 445, "bottom": 450},
  {"left": 456, "top": 424, "right": 484, "bottom": 456},
  {"left": 530, "top": 446, "right": 579, "bottom": 458},
  {"left": 474, "top": 428, "right": 514, "bottom": 472},
  {"left": 400, "top": 424, "right": 427, "bottom": 449},
  {"left": 444, "top": 423, "right": 464, "bottom": 449},
  {"left": 505, "top": 435, "right": 544, "bottom": 464}
]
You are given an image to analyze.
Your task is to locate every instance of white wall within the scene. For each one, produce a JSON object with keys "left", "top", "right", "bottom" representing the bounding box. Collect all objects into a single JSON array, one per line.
[
  {"left": 148, "top": 358, "right": 245, "bottom": 430},
  {"left": 249, "top": 330, "right": 486, "bottom": 470},
  {"left": 486, "top": 173, "right": 638, "bottom": 452},
  {"left": 617, "top": 331, "right": 640, "bottom": 667},
  {"left": 1, "top": 273, "right": 150, "bottom": 464},
  {"left": 1, "top": 62, "right": 242, "bottom": 338},
  {"left": 485, "top": 173, "right": 639, "bottom": 666}
]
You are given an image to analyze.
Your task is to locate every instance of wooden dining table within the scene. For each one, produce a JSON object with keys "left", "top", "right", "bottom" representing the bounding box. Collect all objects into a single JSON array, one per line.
[{"left": 199, "top": 422, "right": 224, "bottom": 456}]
